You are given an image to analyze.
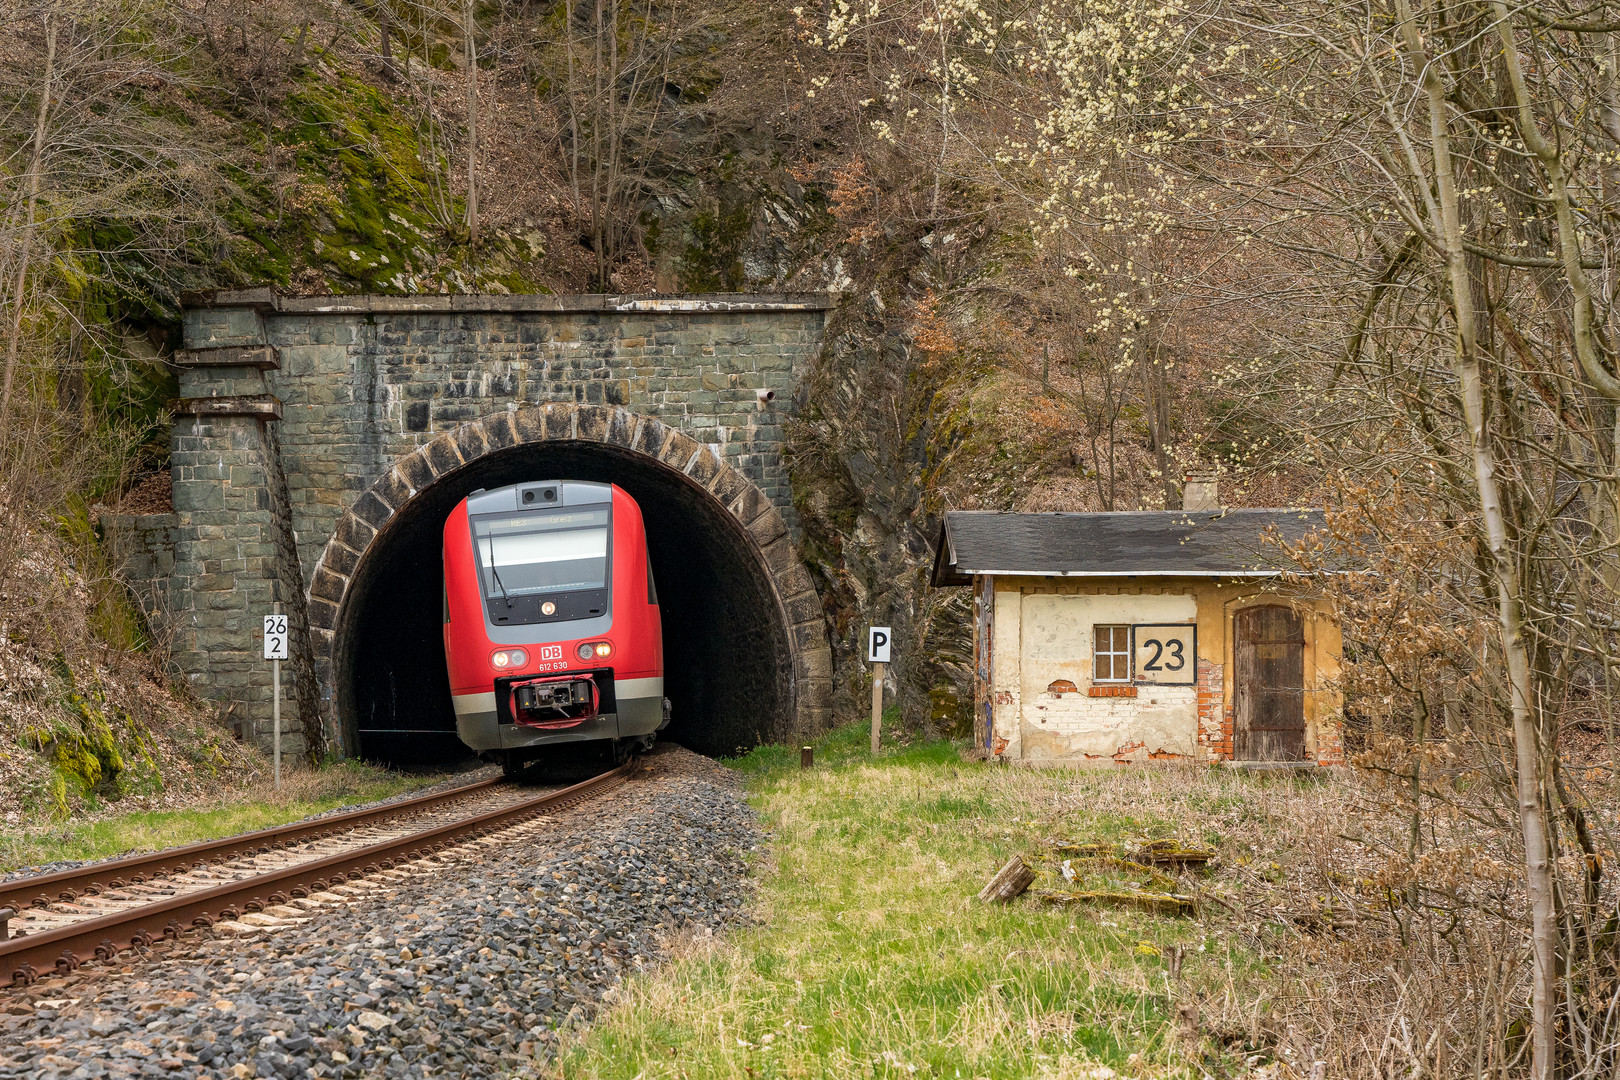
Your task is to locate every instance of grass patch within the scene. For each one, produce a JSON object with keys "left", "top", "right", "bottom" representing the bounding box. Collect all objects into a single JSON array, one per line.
[
  {"left": 0, "top": 760, "right": 451, "bottom": 874},
  {"left": 553, "top": 724, "right": 1286, "bottom": 1078}
]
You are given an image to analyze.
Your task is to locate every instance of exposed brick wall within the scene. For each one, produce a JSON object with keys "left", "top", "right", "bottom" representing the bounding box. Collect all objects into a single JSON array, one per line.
[
  {"left": 1197, "top": 658, "right": 1228, "bottom": 761},
  {"left": 1088, "top": 684, "right": 1137, "bottom": 698},
  {"left": 1315, "top": 709, "right": 1345, "bottom": 766},
  {"left": 1109, "top": 740, "right": 1198, "bottom": 764}
]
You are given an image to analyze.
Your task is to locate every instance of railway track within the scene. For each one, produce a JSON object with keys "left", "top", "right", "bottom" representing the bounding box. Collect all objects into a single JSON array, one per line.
[{"left": 0, "top": 760, "right": 636, "bottom": 988}]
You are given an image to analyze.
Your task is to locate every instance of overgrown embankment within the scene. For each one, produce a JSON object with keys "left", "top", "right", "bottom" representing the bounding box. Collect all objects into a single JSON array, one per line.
[{"left": 0, "top": 510, "right": 261, "bottom": 828}]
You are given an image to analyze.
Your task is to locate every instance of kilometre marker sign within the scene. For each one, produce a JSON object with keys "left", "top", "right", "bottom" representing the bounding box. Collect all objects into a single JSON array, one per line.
[
  {"left": 263, "top": 612, "right": 288, "bottom": 789},
  {"left": 263, "top": 614, "right": 289, "bottom": 661}
]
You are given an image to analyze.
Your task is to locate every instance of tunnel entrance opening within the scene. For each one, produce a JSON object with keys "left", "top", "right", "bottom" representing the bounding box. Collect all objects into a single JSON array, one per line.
[{"left": 334, "top": 440, "right": 794, "bottom": 765}]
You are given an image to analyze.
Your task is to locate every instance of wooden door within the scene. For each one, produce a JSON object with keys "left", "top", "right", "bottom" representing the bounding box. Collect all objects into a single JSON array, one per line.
[{"left": 1234, "top": 605, "right": 1306, "bottom": 761}]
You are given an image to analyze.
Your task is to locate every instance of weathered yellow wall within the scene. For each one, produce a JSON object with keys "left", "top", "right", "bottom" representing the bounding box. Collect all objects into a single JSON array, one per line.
[{"left": 982, "top": 576, "right": 1342, "bottom": 765}]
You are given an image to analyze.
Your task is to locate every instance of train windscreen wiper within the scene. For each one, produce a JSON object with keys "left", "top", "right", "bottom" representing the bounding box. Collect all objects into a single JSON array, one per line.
[{"left": 485, "top": 536, "right": 513, "bottom": 608}]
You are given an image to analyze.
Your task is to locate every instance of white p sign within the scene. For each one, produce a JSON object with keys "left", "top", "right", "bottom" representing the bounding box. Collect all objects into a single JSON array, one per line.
[
  {"left": 263, "top": 614, "right": 290, "bottom": 661},
  {"left": 867, "top": 626, "right": 892, "bottom": 664}
]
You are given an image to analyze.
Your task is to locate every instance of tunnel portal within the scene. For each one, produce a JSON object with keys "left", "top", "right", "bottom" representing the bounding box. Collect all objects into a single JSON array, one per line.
[
  {"left": 103, "top": 292, "right": 835, "bottom": 762},
  {"left": 336, "top": 438, "right": 795, "bottom": 763}
]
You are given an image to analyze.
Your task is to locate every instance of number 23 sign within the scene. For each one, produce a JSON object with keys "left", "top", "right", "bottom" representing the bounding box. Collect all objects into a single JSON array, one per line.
[{"left": 1132, "top": 624, "right": 1196, "bottom": 686}]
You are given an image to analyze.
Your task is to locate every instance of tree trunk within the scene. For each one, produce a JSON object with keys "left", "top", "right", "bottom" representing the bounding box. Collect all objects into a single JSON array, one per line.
[
  {"left": 0, "top": 14, "right": 57, "bottom": 447},
  {"left": 1398, "top": 5, "right": 1558, "bottom": 1075},
  {"left": 378, "top": 6, "right": 394, "bottom": 81},
  {"left": 463, "top": 0, "right": 479, "bottom": 246},
  {"left": 564, "top": 0, "right": 581, "bottom": 209}
]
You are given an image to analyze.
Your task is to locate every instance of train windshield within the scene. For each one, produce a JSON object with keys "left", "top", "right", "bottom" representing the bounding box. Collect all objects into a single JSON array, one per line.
[{"left": 472, "top": 508, "right": 610, "bottom": 599}]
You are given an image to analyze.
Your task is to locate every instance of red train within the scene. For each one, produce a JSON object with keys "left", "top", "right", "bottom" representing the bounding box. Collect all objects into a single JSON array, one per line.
[{"left": 442, "top": 480, "right": 666, "bottom": 774}]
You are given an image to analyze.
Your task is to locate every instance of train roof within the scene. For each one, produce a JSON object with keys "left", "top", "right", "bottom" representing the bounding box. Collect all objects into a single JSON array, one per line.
[{"left": 464, "top": 480, "right": 612, "bottom": 515}]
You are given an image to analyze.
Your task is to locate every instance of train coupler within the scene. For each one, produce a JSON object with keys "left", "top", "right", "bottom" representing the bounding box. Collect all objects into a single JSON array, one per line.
[{"left": 510, "top": 674, "right": 600, "bottom": 728}]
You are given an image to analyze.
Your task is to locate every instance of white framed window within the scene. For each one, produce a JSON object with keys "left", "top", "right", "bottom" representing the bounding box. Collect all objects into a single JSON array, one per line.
[{"left": 1094, "top": 624, "right": 1132, "bottom": 682}]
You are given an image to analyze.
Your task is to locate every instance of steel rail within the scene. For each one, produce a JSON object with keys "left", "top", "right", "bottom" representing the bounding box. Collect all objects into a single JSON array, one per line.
[
  {"left": 0, "top": 760, "right": 635, "bottom": 987},
  {"left": 0, "top": 775, "right": 510, "bottom": 916}
]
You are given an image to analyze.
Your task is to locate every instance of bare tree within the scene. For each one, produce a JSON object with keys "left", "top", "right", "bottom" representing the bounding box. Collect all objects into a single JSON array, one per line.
[{"left": 543, "top": 0, "right": 685, "bottom": 285}]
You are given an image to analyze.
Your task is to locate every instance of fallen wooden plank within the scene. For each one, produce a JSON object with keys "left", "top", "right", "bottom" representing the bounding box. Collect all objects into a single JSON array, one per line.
[
  {"left": 977, "top": 856, "right": 1036, "bottom": 903},
  {"left": 1032, "top": 889, "right": 1198, "bottom": 916}
]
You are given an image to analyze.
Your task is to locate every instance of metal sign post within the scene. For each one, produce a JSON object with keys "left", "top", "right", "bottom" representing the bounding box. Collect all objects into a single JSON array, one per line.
[
  {"left": 263, "top": 607, "right": 289, "bottom": 789},
  {"left": 867, "top": 626, "right": 891, "bottom": 754}
]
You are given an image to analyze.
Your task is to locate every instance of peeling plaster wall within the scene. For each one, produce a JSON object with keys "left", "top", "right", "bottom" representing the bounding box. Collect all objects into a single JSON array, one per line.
[
  {"left": 1011, "top": 592, "right": 1197, "bottom": 762},
  {"left": 982, "top": 576, "right": 1343, "bottom": 766}
]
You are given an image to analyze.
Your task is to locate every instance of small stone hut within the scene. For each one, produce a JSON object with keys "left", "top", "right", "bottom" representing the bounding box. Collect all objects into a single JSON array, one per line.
[{"left": 930, "top": 505, "right": 1342, "bottom": 766}]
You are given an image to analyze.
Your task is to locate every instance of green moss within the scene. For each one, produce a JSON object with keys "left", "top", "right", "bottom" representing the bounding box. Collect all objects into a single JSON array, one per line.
[
  {"left": 60, "top": 497, "right": 153, "bottom": 652},
  {"left": 678, "top": 186, "right": 756, "bottom": 291},
  {"left": 228, "top": 70, "right": 448, "bottom": 292},
  {"left": 45, "top": 773, "right": 70, "bottom": 820},
  {"left": 56, "top": 691, "right": 129, "bottom": 797},
  {"left": 220, "top": 60, "right": 545, "bottom": 296},
  {"left": 19, "top": 663, "right": 167, "bottom": 817}
]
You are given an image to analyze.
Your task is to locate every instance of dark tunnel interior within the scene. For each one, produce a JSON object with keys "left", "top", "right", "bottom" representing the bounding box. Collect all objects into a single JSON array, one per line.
[{"left": 335, "top": 442, "right": 795, "bottom": 765}]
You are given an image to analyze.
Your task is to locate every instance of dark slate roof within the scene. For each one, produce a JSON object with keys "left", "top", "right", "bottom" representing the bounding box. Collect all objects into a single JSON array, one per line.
[{"left": 930, "top": 509, "right": 1328, "bottom": 586}]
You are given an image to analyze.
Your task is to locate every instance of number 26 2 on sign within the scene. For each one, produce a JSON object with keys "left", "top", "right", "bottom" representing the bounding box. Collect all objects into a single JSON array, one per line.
[{"left": 263, "top": 615, "right": 290, "bottom": 661}]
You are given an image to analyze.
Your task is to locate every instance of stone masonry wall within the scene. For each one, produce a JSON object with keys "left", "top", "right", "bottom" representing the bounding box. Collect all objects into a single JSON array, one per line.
[{"left": 115, "top": 292, "right": 831, "bottom": 756}]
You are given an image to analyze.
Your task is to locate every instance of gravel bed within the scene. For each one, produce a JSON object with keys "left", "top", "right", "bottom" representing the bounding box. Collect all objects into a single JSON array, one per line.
[
  {"left": 0, "top": 766, "right": 501, "bottom": 886},
  {"left": 0, "top": 747, "right": 760, "bottom": 1079}
]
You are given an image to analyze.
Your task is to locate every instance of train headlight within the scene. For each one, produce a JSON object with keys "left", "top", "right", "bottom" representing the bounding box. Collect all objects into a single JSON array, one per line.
[
  {"left": 541, "top": 601, "right": 556, "bottom": 616},
  {"left": 492, "top": 649, "right": 527, "bottom": 669},
  {"left": 594, "top": 642, "right": 612, "bottom": 658},
  {"left": 576, "top": 642, "right": 594, "bottom": 661}
]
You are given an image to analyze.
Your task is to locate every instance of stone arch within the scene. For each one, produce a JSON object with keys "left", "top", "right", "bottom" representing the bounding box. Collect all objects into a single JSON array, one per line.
[{"left": 304, "top": 402, "right": 832, "bottom": 760}]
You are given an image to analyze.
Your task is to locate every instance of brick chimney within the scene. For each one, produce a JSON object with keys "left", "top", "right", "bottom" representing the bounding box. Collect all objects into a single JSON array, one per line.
[{"left": 1182, "top": 469, "right": 1220, "bottom": 511}]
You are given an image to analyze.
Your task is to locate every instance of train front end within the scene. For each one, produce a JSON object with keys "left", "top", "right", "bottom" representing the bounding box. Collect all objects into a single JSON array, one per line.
[{"left": 442, "top": 480, "right": 665, "bottom": 770}]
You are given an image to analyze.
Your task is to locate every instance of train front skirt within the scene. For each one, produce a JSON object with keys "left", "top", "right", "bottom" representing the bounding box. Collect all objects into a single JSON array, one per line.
[{"left": 452, "top": 675, "right": 665, "bottom": 750}]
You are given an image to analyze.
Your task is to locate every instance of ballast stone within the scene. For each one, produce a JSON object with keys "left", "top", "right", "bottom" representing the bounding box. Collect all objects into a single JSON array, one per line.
[{"left": 0, "top": 748, "right": 758, "bottom": 1080}]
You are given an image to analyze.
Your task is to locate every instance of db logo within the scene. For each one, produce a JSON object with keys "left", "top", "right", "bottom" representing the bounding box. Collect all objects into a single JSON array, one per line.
[{"left": 539, "top": 645, "right": 563, "bottom": 661}]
